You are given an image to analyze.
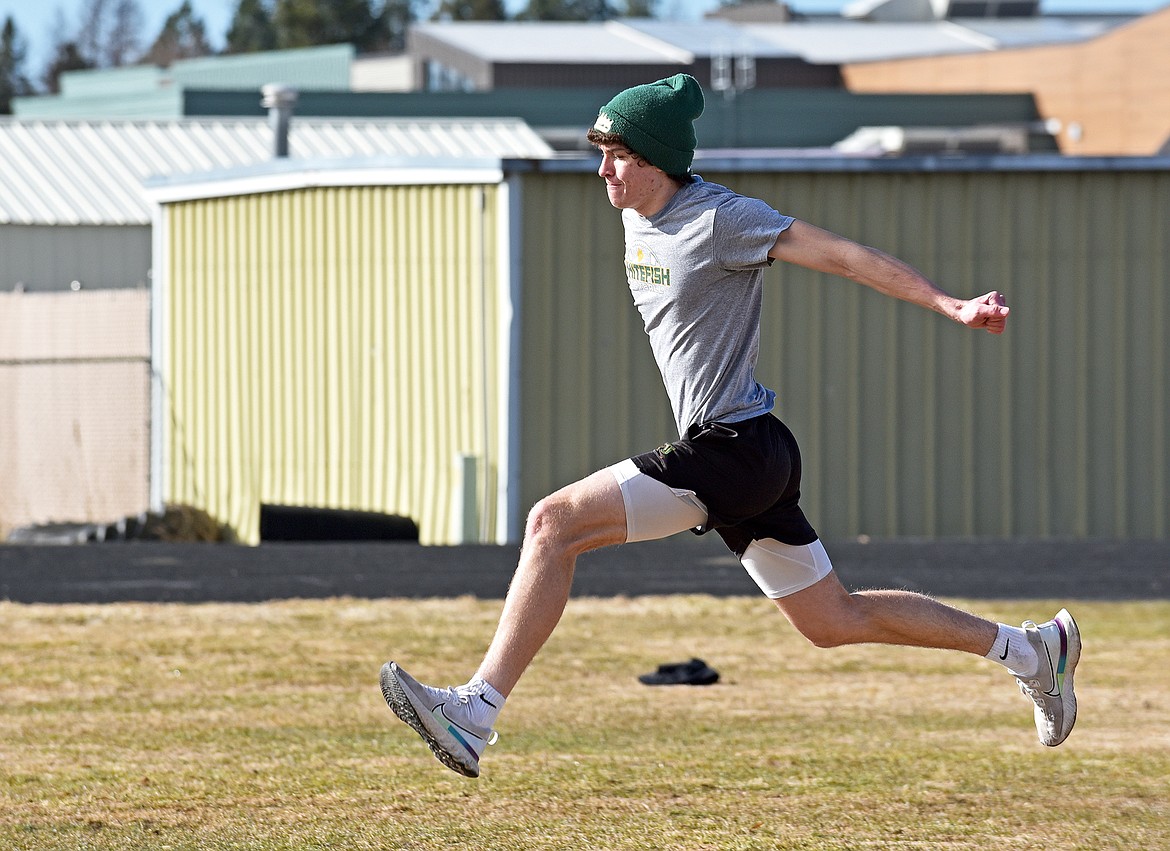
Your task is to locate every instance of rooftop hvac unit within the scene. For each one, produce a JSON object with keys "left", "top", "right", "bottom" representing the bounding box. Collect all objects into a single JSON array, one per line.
[{"left": 834, "top": 123, "right": 1058, "bottom": 155}]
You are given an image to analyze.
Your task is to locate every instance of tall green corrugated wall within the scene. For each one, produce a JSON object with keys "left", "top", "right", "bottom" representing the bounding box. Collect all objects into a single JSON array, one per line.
[
  {"left": 158, "top": 161, "right": 1168, "bottom": 543},
  {"left": 517, "top": 165, "right": 1169, "bottom": 540}
]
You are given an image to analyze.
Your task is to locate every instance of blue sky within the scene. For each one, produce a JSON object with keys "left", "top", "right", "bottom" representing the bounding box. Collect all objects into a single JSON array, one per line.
[{"left": 1, "top": 0, "right": 1165, "bottom": 85}]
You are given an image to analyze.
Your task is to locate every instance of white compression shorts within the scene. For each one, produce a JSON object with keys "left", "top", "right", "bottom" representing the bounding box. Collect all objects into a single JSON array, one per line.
[
  {"left": 740, "top": 537, "right": 833, "bottom": 598},
  {"left": 609, "top": 459, "right": 707, "bottom": 542},
  {"left": 607, "top": 459, "right": 834, "bottom": 598}
]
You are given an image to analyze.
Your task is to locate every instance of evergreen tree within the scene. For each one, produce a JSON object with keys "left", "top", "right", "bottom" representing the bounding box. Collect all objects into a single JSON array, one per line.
[
  {"left": 623, "top": 0, "right": 657, "bottom": 16},
  {"left": 42, "top": 41, "right": 93, "bottom": 94},
  {"left": 381, "top": 0, "right": 420, "bottom": 51},
  {"left": 0, "top": 16, "right": 34, "bottom": 112},
  {"left": 434, "top": 0, "right": 508, "bottom": 22},
  {"left": 273, "top": 0, "right": 389, "bottom": 51},
  {"left": 77, "top": 0, "right": 110, "bottom": 65},
  {"left": 106, "top": 0, "right": 144, "bottom": 66},
  {"left": 225, "top": 0, "right": 278, "bottom": 54},
  {"left": 75, "top": 0, "right": 145, "bottom": 67},
  {"left": 272, "top": 0, "right": 321, "bottom": 47},
  {"left": 141, "top": 1, "right": 213, "bottom": 66},
  {"left": 515, "top": 0, "right": 617, "bottom": 20}
]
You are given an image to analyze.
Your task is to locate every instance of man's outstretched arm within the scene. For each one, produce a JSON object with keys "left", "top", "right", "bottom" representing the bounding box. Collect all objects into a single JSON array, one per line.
[{"left": 769, "top": 219, "right": 1009, "bottom": 335}]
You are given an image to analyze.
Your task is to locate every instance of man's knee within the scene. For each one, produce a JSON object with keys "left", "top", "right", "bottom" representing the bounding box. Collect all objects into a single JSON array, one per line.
[
  {"left": 521, "top": 470, "right": 628, "bottom": 561},
  {"left": 782, "top": 609, "right": 855, "bottom": 648},
  {"left": 523, "top": 495, "right": 567, "bottom": 547},
  {"left": 522, "top": 491, "right": 613, "bottom": 559},
  {"left": 802, "top": 621, "right": 857, "bottom": 649},
  {"left": 773, "top": 586, "right": 868, "bottom": 649}
]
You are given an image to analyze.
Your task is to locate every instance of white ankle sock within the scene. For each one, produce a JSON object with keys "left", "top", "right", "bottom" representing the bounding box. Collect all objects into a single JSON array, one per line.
[
  {"left": 455, "top": 676, "right": 506, "bottom": 729},
  {"left": 985, "top": 623, "right": 1038, "bottom": 677}
]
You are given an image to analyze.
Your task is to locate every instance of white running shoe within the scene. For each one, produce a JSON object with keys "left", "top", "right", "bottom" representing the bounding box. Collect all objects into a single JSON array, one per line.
[
  {"left": 1015, "top": 609, "right": 1081, "bottom": 747},
  {"left": 379, "top": 662, "right": 498, "bottom": 777}
]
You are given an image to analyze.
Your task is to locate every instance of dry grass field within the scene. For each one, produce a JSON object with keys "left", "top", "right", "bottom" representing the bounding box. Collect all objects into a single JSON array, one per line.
[{"left": 1, "top": 595, "right": 1167, "bottom": 850}]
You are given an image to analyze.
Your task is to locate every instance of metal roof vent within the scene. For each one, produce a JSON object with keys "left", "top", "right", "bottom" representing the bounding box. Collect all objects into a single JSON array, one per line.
[{"left": 260, "top": 83, "right": 299, "bottom": 158}]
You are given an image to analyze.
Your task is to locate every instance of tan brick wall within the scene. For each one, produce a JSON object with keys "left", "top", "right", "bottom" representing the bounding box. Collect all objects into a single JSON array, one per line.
[{"left": 842, "top": 6, "right": 1170, "bottom": 155}]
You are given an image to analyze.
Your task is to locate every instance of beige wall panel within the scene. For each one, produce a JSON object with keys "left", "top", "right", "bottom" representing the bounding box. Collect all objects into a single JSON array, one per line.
[
  {"left": 163, "top": 184, "right": 499, "bottom": 544},
  {"left": 0, "top": 290, "right": 150, "bottom": 536},
  {"left": 0, "top": 289, "right": 149, "bottom": 361},
  {"left": 520, "top": 168, "right": 1169, "bottom": 540},
  {"left": 843, "top": 6, "right": 1170, "bottom": 155}
]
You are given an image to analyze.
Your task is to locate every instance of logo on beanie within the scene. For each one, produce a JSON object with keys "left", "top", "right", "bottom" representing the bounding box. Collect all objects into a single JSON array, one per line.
[{"left": 594, "top": 112, "right": 613, "bottom": 133}]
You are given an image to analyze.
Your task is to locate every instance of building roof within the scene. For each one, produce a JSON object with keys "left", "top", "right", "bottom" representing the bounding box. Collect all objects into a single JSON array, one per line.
[
  {"left": 752, "top": 16, "right": 1131, "bottom": 63},
  {"left": 57, "top": 43, "right": 355, "bottom": 97},
  {"left": 955, "top": 15, "right": 1131, "bottom": 47},
  {"left": 413, "top": 15, "right": 1134, "bottom": 67},
  {"left": 0, "top": 117, "right": 554, "bottom": 227},
  {"left": 411, "top": 21, "right": 696, "bottom": 64},
  {"left": 742, "top": 20, "right": 998, "bottom": 63},
  {"left": 620, "top": 19, "right": 801, "bottom": 58},
  {"left": 14, "top": 44, "right": 358, "bottom": 120}
]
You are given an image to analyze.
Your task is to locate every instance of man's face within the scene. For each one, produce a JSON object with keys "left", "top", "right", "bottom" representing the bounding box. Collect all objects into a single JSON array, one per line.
[{"left": 596, "top": 143, "right": 675, "bottom": 217}]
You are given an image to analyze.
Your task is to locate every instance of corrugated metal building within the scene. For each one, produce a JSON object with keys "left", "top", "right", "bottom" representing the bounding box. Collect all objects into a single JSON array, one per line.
[
  {"left": 11, "top": 18, "right": 1102, "bottom": 153},
  {"left": 406, "top": 17, "right": 1130, "bottom": 92},
  {"left": 0, "top": 116, "right": 552, "bottom": 291},
  {"left": 408, "top": 19, "right": 842, "bottom": 90},
  {"left": 13, "top": 45, "right": 356, "bottom": 119},
  {"left": 0, "top": 116, "right": 553, "bottom": 228},
  {"left": 146, "top": 154, "right": 1170, "bottom": 545},
  {"left": 149, "top": 88, "right": 1052, "bottom": 153},
  {"left": 842, "top": 4, "right": 1170, "bottom": 155},
  {"left": 0, "top": 119, "right": 553, "bottom": 538}
]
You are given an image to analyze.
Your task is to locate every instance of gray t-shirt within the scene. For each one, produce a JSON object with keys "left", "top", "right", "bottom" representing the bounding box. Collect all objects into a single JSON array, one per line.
[{"left": 621, "top": 176, "right": 793, "bottom": 436}]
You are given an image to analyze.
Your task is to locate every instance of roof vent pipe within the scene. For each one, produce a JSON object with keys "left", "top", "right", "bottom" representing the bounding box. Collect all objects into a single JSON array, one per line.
[{"left": 260, "top": 83, "right": 299, "bottom": 158}]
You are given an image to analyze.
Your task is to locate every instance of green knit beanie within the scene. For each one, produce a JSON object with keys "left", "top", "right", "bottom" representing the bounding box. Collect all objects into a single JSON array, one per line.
[{"left": 592, "top": 74, "right": 705, "bottom": 176}]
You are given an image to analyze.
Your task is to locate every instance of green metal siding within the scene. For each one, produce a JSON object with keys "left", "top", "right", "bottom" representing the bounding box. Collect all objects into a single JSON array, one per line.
[
  {"left": 163, "top": 183, "right": 500, "bottom": 544},
  {"left": 13, "top": 89, "right": 185, "bottom": 120},
  {"left": 157, "top": 161, "right": 1168, "bottom": 544},
  {"left": 15, "top": 45, "right": 352, "bottom": 119},
  {"left": 516, "top": 172, "right": 676, "bottom": 519},
  {"left": 517, "top": 166, "right": 1170, "bottom": 540},
  {"left": 170, "top": 44, "right": 353, "bottom": 91},
  {"left": 174, "top": 89, "right": 1039, "bottom": 147},
  {"left": 59, "top": 65, "right": 164, "bottom": 97}
]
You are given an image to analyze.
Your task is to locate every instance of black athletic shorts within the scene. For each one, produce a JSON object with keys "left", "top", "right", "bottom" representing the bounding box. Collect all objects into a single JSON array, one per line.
[{"left": 630, "top": 412, "right": 818, "bottom": 556}]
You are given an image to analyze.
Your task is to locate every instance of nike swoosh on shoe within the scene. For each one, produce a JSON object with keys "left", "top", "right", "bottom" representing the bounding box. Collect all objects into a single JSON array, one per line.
[
  {"left": 1043, "top": 619, "right": 1069, "bottom": 697},
  {"left": 431, "top": 703, "right": 485, "bottom": 761}
]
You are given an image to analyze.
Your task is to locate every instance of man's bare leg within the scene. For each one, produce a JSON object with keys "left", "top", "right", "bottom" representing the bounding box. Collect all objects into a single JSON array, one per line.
[
  {"left": 768, "top": 567, "right": 1081, "bottom": 746},
  {"left": 475, "top": 468, "right": 628, "bottom": 696},
  {"left": 772, "top": 570, "right": 997, "bottom": 654},
  {"left": 378, "top": 468, "right": 629, "bottom": 777}
]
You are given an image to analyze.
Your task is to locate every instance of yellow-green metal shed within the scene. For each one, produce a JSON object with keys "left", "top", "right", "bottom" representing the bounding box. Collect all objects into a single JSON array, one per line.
[
  {"left": 150, "top": 163, "right": 515, "bottom": 544},
  {"left": 149, "top": 154, "right": 1170, "bottom": 545}
]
